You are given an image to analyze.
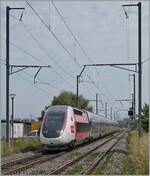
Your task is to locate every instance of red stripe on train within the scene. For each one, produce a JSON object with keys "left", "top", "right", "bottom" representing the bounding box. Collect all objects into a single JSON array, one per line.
[{"left": 75, "top": 131, "right": 90, "bottom": 140}]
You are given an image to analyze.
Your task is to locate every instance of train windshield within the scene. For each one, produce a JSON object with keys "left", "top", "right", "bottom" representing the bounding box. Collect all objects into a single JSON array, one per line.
[{"left": 42, "top": 107, "right": 67, "bottom": 138}]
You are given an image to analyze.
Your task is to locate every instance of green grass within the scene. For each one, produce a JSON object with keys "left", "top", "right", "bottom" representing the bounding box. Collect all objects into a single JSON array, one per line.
[
  {"left": 67, "top": 151, "right": 81, "bottom": 158},
  {"left": 87, "top": 152, "right": 99, "bottom": 161},
  {"left": 94, "top": 167, "right": 103, "bottom": 175},
  {"left": 122, "top": 131, "right": 149, "bottom": 175},
  {"left": 66, "top": 164, "right": 82, "bottom": 175},
  {"left": 1, "top": 139, "right": 42, "bottom": 158}
]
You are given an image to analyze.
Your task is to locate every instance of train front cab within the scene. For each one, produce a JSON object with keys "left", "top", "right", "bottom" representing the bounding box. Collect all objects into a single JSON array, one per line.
[{"left": 40, "top": 106, "right": 75, "bottom": 147}]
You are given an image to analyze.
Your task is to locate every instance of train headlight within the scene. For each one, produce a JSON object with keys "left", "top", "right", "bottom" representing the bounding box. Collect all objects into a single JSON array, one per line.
[
  {"left": 60, "top": 130, "right": 64, "bottom": 135},
  {"left": 56, "top": 130, "right": 64, "bottom": 135}
]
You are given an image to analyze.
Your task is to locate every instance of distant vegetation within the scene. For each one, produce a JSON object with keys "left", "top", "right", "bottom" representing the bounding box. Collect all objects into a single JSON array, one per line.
[
  {"left": 122, "top": 131, "right": 149, "bottom": 175},
  {"left": 142, "top": 103, "right": 149, "bottom": 132},
  {"left": 51, "top": 90, "right": 93, "bottom": 112},
  {"left": 1, "top": 139, "right": 42, "bottom": 157}
]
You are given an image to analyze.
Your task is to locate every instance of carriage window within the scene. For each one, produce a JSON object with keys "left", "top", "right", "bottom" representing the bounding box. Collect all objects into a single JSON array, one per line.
[
  {"left": 76, "top": 122, "right": 90, "bottom": 132},
  {"left": 73, "top": 109, "right": 82, "bottom": 116}
]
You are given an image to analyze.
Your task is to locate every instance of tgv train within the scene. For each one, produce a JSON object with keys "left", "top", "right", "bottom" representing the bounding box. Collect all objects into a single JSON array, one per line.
[{"left": 40, "top": 105, "right": 118, "bottom": 148}]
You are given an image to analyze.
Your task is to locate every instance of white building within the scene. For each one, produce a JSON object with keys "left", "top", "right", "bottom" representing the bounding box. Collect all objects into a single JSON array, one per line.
[{"left": 1, "top": 120, "right": 31, "bottom": 139}]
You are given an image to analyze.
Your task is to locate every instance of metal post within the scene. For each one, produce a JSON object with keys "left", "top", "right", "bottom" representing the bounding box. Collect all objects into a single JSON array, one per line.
[
  {"left": 110, "top": 107, "right": 112, "bottom": 120},
  {"left": 131, "top": 93, "right": 134, "bottom": 120},
  {"left": 6, "top": 6, "right": 10, "bottom": 143},
  {"left": 96, "top": 94, "right": 98, "bottom": 114},
  {"left": 113, "top": 111, "right": 115, "bottom": 120},
  {"left": 133, "top": 74, "right": 136, "bottom": 120},
  {"left": 122, "top": 2, "right": 142, "bottom": 136},
  {"left": 76, "top": 75, "right": 79, "bottom": 108},
  {"left": 138, "top": 2, "right": 142, "bottom": 136},
  {"left": 11, "top": 97, "right": 14, "bottom": 139},
  {"left": 105, "top": 102, "right": 108, "bottom": 118},
  {"left": 6, "top": 6, "right": 25, "bottom": 143}
]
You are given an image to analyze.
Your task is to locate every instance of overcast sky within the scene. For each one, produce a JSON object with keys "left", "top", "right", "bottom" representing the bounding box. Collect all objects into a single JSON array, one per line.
[{"left": 0, "top": 0, "right": 149, "bottom": 120}]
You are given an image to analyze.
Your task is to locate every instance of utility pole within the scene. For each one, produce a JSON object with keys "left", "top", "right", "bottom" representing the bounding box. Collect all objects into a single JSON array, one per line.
[
  {"left": 87, "top": 98, "right": 102, "bottom": 114},
  {"left": 138, "top": 2, "right": 142, "bottom": 136},
  {"left": 6, "top": 6, "right": 25, "bottom": 143},
  {"left": 10, "top": 94, "right": 16, "bottom": 139},
  {"left": 6, "top": 6, "right": 10, "bottom": 143},
  {"left": 105, "top": 102, "right": 108, "bottom": 118},
  {"left": 129, "top": 74, "right": 136, "bottom": 120},
  {"left": 96, "top": 93, "right": 99, "bottom": 115},
  {"left": 76, "top": 65, "right": 86, "bottom": 108},
  {"left": 5, "top": 6, "right": 51, "bottom": 143},
  {"left": 133, "top": 74, "right": 136, "bottom": 120},
  {"left": 123, "top": 2, "right": 142, "bottom": 136},
  {"left": 76, "top": 75, "right": 79, "bottom": 108},
  {"left": 131, "top": 93, "right": 134, "bottom": 120},
  {"left": 113, "top": 111, "right": 116, "bottom": 120},
  {"left": 110, "top": 107, "right": 112, "bottom": 120}
]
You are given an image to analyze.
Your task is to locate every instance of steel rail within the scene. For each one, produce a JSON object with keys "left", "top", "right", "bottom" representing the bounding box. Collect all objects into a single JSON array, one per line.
[
  {"left": 1, "top": 153, "right": 42, "bottom": 170},
  {"left": 49, "top": 131, "right": 123, "bottom": 175},
  {"left": 83, "top": 131, "right": 127, "bottom": 175},
  {"left": 2, "top": 151, "right": 65, "bottom": 175}
]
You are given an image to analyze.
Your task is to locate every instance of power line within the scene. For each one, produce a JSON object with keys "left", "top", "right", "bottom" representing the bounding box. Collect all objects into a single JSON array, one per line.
[
  {"left": 24, "top": 0, "right": 98, "bottom": 97},
  {"left": 17, "top": 72, "right": 54, "bottom": 96},
  {"left": 25, "top": 0, "right": 80, "bottom": 66},
  {"left": 4, "top": 13, "right": 94, "bottom": 98},
  {"left": 19, "top": 18, "right": 95, "bottom": 97},
  {"left": 1, "top": 36, "right": 76, "bottom": 91},
  {"left": 12, "top": 1, "right": 117, "bottom": 103},
  {"left": 21, "top": 22, "right": 75, "bottom": 80},
  {"left": 22, "top": 70, "right": 63, "bottom": 92},
  {"left": 142, "top": 57, "right": 150, "bottom": 64},
  {"left": 51, "top": 1, "right": 118, "bottom": 107},
  {"left": 1, "top": 36, "right": 48, "bottom": 65},
  {"left": 1, "top": 61, "right": 53, "bottom": 96},
  {"left": 14, "top": 1, "right": 117, "bottom": 105}
]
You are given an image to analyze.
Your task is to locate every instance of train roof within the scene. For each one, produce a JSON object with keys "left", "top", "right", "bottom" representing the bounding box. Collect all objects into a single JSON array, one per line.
[
  {"left": 47, "top": 106, "right": 117, "bottom": 124},
  {"left": 87, "top": 111, "right": 118, "bottom": 124},
  {"left": 47, "top": 105, "right": 85, "bottom": 112}
]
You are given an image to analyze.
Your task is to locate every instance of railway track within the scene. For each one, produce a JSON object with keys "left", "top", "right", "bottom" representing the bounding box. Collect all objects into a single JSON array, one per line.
[
  {"left": 1, "top": 131, "right": 122, "bottom": 175},
  {"left": 49, "top": 131, "right": 126, "bottom": 175},
  {"left": 83, "top": 131, "right": 127, "bottom": 175},
  {"left": 1, "top": 151, "right": 65, "bottom": 175}
]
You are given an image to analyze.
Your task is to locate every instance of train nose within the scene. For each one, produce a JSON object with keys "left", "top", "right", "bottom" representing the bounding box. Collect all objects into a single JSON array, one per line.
[{"left": 42, "top": 129, "right": 61, "bottom": 138}]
